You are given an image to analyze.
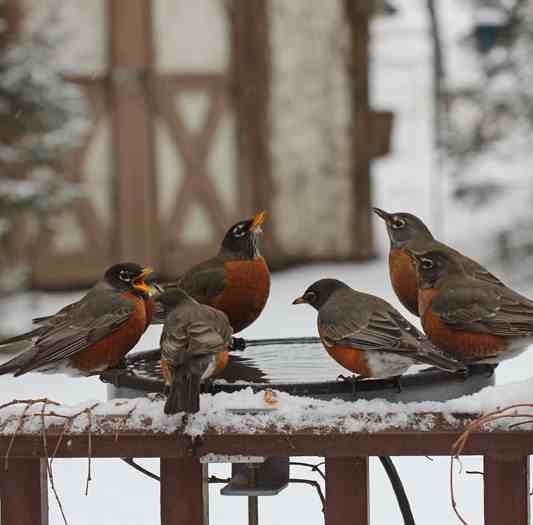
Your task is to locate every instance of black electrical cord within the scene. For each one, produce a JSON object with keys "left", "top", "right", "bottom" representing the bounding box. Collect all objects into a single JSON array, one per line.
[{"left": 379, "top": 456, "right": 415, "bottom": 525}]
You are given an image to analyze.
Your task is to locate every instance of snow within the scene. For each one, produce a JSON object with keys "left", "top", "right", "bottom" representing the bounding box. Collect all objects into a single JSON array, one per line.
[{"left": 3, "top": 377, "right": 533, "bottom": 438}]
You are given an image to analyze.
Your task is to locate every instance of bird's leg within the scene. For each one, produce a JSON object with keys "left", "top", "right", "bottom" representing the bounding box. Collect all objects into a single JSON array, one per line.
[
  {"left": 485, "top": 363, "right": 498, "bottom": 377},
  {"left": 337, "top": 374, "right": 362, "bottom": 396},
  {"left": 230, "top": 337, "right": 246, "bottom": 351},
  {"left": 392, "top": 375, "right": 403, "bottom": 393}
]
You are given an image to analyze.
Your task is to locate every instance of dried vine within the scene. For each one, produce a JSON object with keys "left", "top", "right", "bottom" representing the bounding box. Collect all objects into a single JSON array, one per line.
[
  {"left": 0, "top": 397, "right": 141, "bottom": 525},
  {"left": 449, "top": 404, "right": 533, "bottom": 524}
]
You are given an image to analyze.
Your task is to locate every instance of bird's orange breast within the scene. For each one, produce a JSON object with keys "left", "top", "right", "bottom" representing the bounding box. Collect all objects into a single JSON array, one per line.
[
  {"left": 317, "top": 325, "right": 370, "bottom": 376},
  {"left": 389, "top": 247, "right": 419, "bottom": 316},
  {"left": 72, "top": 293, "right": 147, "bottom": 373},
  {"left": 211, "top": 256, "right": 270, "bottom": 333},
  {"left": 325, "top": 344, "right": 371, "bottom": 377},
  {"left": 212, "top": 350, "right": 230, "bottom": 377},
  {"left": 419, "top": 288, "right": 505, "bottom": 361}
]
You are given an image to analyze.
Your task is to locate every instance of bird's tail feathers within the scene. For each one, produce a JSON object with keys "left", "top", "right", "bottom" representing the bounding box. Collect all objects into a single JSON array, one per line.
[
  {"left": 0, "top": 327, "right": 43, "bottom": 347},
  {"left": 416, "top": 339, "right": 466, "bottom": 373},
  {"left": 164, "top": 367, "right": 203, "bottom": 415},
  {"left": 0, "top": 347, "right": 39, "bottom": 376}
]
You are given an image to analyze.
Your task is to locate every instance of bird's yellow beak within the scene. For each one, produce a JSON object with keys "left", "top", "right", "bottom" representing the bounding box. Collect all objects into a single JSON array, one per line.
[
  {"left": 250, "top": 211, "right": 266, "bottom": 233},
  {"left": 292, "top": 295, "right": 306, "bottom": 305},
  {"left": 133, "top": 267, "right": 154, "bottom": 294}
]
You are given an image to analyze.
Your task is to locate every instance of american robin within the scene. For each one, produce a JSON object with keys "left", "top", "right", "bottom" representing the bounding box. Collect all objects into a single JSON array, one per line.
[
  {"left": 155, "top": 211, "right": 270, "bottom": 334},
  {"left": 373, "top": 208, "right": 503, "bottom": 317},
  {"left": 410, "top": 248, "right": 533, "bottom": 363},
  {"left": 158, "top": 288, "right": 233, "bottom": 414},
  {"left": 292, "top": 279, "right": 465, "bottom": 381},
  {"left": 0, "top": 263, "right": 157, "bottom": 376}
]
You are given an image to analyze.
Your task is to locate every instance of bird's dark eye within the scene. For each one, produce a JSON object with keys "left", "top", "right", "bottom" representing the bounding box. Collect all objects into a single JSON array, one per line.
[
  {"left": 391, "top": 217, "right": 406, "bottom": 230},
  {"left": 421, "top": 258, "right": 434, "bottom": 270},
  {"left": 304, "top": 291, "right": 317, "bottom": 303},
  {"left": 119, "top": 270, "right": 132, "bottom": 282},
  {"left": 232, "top": 224, "right": 247, "bottom": 238}
]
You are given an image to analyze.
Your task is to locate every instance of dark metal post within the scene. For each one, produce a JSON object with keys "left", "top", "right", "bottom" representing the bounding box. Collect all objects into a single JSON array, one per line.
[
  {"left": 484, "top": 454, "right": 529, "bottom": 525},
  {"left": 248, "top": 463, "right": 259, "bottom": 525},
  {"left": 0, "top": 458, "right": 48, "bottom": 525},
  {"left": 160, "top": 457, "right": 208, "bottom": 525},
  {"left": 326, "top": 457, "right": 369, "bottom": 525}
]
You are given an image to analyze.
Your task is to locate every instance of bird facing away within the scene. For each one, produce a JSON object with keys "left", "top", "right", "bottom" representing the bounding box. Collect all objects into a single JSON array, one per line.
[
  {"left": 0, "top": 263, "right": 157, "bottom": 376},
  {"left": 292, "top": 278, "right": 465, "bottom": 380},
  {"left": 373, "top": 208, "right": 503, "bottom": 317},
  {"left": 410, "top": 249, "right": 533, "bottom": 364},
  {"left": 155, "top": 211, "right": 270, "bottom": 333},
  {"left": 159, "top": 288, "right": 233, "bottom": 414}
]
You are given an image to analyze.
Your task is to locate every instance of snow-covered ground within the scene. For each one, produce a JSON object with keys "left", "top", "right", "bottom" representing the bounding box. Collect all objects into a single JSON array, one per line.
[{"left": 2, "top": 0, "right": 532, "bottom": 523}]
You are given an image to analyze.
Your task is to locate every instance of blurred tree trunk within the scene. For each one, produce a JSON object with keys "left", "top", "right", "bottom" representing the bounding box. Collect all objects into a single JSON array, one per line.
[{"left": 426, "top": 0, "right": 447, "bottom": 236}]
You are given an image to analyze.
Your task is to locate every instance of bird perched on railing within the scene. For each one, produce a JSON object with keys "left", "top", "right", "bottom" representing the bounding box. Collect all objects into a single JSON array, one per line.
[
  {"left": 410, "top": 249, "right": 533, "bottom": 364},
  {"left": 0, "top": 263, "right": 157, "bottom": 376},
  {"left": 292, "top": 279, "right": 466, "bottom": 384},
  {"left": 154, "top": 211, "right": 270, "bottom": 335},
  {"left": 158, "top": 288, "right": 233, "bottom": 414},
  {"left": 373, "top": 208, "right": 503, "bottom": 316}
]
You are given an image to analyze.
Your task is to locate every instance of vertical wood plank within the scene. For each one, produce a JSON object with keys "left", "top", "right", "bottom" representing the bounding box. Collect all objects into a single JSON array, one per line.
[
  {"left": 343, "top": 2, "right": 374, "bottom": 260},
  {"left": 0, "top": 458, "right": 48, "bottom": 525},
  {"left": 229, "top": 0, "right": 275, "bottom": 257},
  {"left": 484, "top": 455, "right": 529, "bottom": 525},
  {"left": 160, "top": 457, "right": 207, "bottom": 525},
  {"left": 326, "top": 456, "right": 369, "bottom": 525},
  {"left": 109, "top": 0, "right": 158, "bottom": 266}
]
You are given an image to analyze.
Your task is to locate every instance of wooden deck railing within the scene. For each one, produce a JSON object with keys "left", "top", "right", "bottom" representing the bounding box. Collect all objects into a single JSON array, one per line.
[{"left": 0, "top": 413, "right": 531, "bottom": 525}]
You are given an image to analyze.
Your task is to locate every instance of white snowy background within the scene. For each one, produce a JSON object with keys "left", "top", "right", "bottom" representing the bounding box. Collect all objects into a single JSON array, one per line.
[{"left": 1, "top": 0, "right": 533, "bottom": 523}]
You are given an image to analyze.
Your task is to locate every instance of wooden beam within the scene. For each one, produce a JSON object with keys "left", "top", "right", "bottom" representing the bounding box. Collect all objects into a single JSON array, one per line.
[
  {"left": 2, "top": 428, "right": 533, "bottom": 459},
  {"left": 484, "top": 454, "right": 529, "bottom": 525},
  {"left": 160, "top": 457, "right": 207, "bottom": 525},
  {"left": 326, "top": 457, "right": 369, "bottom": 525},
  {"left": 229, "top": 0, "right": 275, "bottom": 257},
  {"left": 109, "top": 0, "right": 158, "bottom": 266},
  {"left": 344, "top": 1, "right": 374, "bottom": 259},
  {"left": 0, "top": 458, "right": 48, "bottom": 525}
]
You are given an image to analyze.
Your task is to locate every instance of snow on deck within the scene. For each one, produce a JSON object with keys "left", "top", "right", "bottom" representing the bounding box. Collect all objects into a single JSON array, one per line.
[{"left": 2, "top": 378, "right": 533, "bottom": 437}]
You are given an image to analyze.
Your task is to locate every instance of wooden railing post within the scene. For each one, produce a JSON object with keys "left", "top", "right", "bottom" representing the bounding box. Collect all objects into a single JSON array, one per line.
[
  {"left": 325, "top": 456, "right": 369, "bottom": 525},
  {"left": 160, "top": 457, "right": 208, "bottom": 525},
  {"left": 0, "top": 458, "right": 48, "bottom": 525},
  {"left": 484, "top": 454, "right": 530, "bottom": 525}
]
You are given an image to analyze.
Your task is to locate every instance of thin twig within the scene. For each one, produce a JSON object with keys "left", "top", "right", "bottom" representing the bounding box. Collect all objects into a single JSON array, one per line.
[
  {"left": 290, "top": 461, "right": 326, "bottom": 481},
  {"left": 450, "top": 403, "right": 533, "bottom": 525},
  {"left": 40, "top": 400, "right": 69, "bottom": 525},
  {"left": 84, "top": 404, "right": 98, "bottom": 496}
]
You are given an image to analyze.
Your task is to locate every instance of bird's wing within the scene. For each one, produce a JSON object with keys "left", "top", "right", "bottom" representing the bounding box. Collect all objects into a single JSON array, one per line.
[
  {"left": 15, "top": 290, "right": 135, "bottom": 374},
  {"left": 320, "top": 297, "right": 464, "bottom": 371},
  {"left": 177, "top": 258, "right": 228, "bottom": 304},
  {"left": 460, "top": 257, "right": 505, "bottom": 287},
  {"left": 432, "top": 283, "right": 533, "bottom": 336},
  {"left": 319, "top": 299, "right": 403, "bottom": 353},
  {"left": 152, "top": 260, "right": 228, "bottom": 323},
  {"left": 161, "top": 304, "right": 232, "bottom": 369}
]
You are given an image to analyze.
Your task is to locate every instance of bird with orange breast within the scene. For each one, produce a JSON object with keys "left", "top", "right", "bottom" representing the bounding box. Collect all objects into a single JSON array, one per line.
[
  {"left": 155, "top": 211, "right": 270, "bottom": 335},
  {"left": 373, "top": 208, "right": 503, "bottom": 317},
  {"left": 292, "top": 279, "right": 465, "bottom": 383},
  {"left": 158, "top": 288, "right": 233, "bottom": 414},
  {"left": 410, "top": 248, "right": 533, "bottom": 364},
  {"left": 0, "top": 263, "right": 157, "bottom": 376}
]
